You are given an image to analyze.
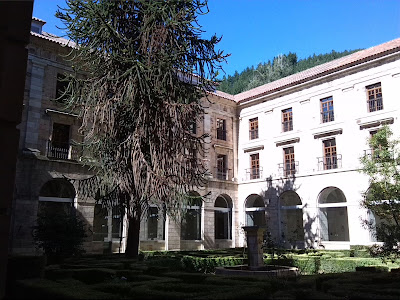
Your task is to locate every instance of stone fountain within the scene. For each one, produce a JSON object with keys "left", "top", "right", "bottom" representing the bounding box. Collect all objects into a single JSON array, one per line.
[{"left": 215, "top": 226, "right": 299, "bottom": 277}]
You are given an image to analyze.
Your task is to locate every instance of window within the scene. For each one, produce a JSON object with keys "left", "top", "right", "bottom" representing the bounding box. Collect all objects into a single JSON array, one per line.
[
  {"left": 318, "top": 187, "right": 349, "bottom": 242},
  {"left": 216, "top": 118, "right": 226, "bottom": 140},
  {"left": 189, "top": 121, "right": 197, "bottom": 135},
  {"left": 249, "top": 117, "right": 259, "bottom": 140},
  {"left": 148, "top": 207, "right": 159, "bottom": 239},
  {"left": 283, "top": 147, "right": 296, "bottom": 176},
  {"left": 181, "top": 193, "right": 202, "bottom": 240},
  {"left": 323, "top": 138, "right": 337, "bottom": 170},
  {"left": 55, "top": 73, "right": 68, "bottom": 103},
  {"left": 214, "top": 195, "right": 232, "bottom": 240},
  {"left": 92, "top": 205, "right": 123, "bottom": 242},
  {"left": 282, "top": 108, "right": 293, "bottom": 132},
  {"left": 280, "top": 191, "right": 304, "bottom": 245},
  {"left": 48, "top": 123, "right": 70, "bottom": 160},
  {"left": 366, "top": 83, "right": 383, "bottom": 112},
  {"left": 216, "top": 154, "right": 227, "bottom": 180},
  {"left": 321, "top": 96, "right": 334, "bottom": 123},
  {"left": 250, "top": 153, "right": 260, "bottom": 180},
  {"left": 245, "top": 194, "right": 266, "bottom": 227}
]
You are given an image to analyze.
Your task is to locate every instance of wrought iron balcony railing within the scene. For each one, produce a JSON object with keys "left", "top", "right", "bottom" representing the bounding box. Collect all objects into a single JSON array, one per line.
[
  {"left": 317, "top": 154, "right": 342, "bottom": 171},
  {"left": 249, "top": 129, "right": 259, "bottom": 140},
  {"left": 367, "top": 97, "right": 383, "bottom": 112},
  {"left": 278, "top": 161, "right": 299, "bottom": 177},
  {"left": 215, "top": 167, "right": 228, "bottom": 180},
  {"left": 46, "top": 140, "right": 79, "bottom": 160},
  {"left": 245, "top": 167, "right": 263, "bottom": 180},
  {"left": 282, "top": 120, "right": 293, "bottom": 132},
  {"left": 216, "top": 129, "right": 227, "bottom": 140},
  {"left": 321, "top": 111, "right": 334, "bottom": 123}
]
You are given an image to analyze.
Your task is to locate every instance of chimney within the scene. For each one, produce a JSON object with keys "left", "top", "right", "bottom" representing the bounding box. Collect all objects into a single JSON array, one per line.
[{"left": 31, "top": 17, "right": 46, "bottom": 34}]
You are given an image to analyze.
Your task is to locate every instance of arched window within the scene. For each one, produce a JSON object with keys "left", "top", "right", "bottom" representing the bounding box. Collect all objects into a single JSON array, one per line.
[
  {"left": 38, "top": 179, "right": 75, "bottom": 216},
  {"left": 245, "top": 194, "right": 266, "bottom": 226},
  {"left": 147, "top": 205, "right": 166, "bottom": 240},
  {"left": 181, "top": 192, "right": 202, "bottom": 240},
  {"left": 280, "top": 191, "right": 304, "bottom": 244},
  {"left": 214, "top": 195, "right": 232, "bottom": 240},
  {"left": 318, "top": 187, "right": 349, "bottom": 241}
]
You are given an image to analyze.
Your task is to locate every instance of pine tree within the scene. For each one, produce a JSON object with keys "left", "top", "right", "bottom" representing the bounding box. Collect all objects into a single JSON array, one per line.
[{"left": 57, "top": 0, "right": 227, "bottom": 257}]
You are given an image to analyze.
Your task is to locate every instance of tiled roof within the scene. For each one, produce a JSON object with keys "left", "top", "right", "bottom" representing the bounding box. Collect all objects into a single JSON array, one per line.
[
  {"left": 234, "top": 37, "right": 400, "bottom": 104},
  {"left": 32, "top": 16, "right": 46, "bottom": 24},
  {"left": 210, "top": 90, "right": 235, "bottom": 101},
  {"left": 30, "top": 31, "right": 76, "bottom": 48}
]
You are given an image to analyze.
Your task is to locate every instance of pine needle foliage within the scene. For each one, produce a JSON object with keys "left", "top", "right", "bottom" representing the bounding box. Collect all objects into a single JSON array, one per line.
[
  {"left": 56, "top": 0, "right": 227, "bottom": 256},
  {"left": 360, "top": 126, "right": 400, "bottom": 260}
]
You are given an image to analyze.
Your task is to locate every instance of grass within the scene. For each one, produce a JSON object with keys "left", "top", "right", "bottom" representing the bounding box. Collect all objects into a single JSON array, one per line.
[{"left": 6, "top": 249, "right": 400, "bottom": 299}]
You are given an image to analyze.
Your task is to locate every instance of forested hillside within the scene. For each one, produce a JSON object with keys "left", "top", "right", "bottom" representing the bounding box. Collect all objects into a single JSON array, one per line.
[{"left": 218, "top": 49, "right": 361, "bottom": 95}]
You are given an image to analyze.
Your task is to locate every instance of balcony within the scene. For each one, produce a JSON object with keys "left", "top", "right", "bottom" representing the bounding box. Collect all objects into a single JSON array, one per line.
[
  {"left": 46, "top": 140, "right": 79, "bottom": 160},
  {"left": 278, "top": 161, "right": 299, "bottom": 177},
  {"left": 321, "top": 111, "right": 334, "bottom": 123},
  {"left": 367, "top": 98, "right": 383, "bottom": 112},
  {"left": 245, "top": 167, "right": 263, "bottom": 180},
  {"left": 317, "top": 154, "right": 342, "bottom": 171},
  {"left": 249, "top": 129, "right": 259, "bottom": 140},
  {"left": 282, "top": 120, "right": 293, "bottom": 132},
  {"left": 216, "top": 129, "right": 227, "bottom": 141},
  {"left": 215, "top": 167, "right": 228, "bottom": 180}
]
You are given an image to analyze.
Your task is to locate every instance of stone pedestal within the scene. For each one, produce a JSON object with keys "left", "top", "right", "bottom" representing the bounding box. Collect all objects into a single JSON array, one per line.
[{"left": 242, "top": 226, "right": 265, "bottom": 270}]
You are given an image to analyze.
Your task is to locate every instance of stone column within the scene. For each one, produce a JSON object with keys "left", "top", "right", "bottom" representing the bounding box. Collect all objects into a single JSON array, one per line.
[
  {"left": 243, "top": 226, "right": 265, "bottom": 270},
  {"left": 24, "top": 60, "right": 45, "bottom": 150}
]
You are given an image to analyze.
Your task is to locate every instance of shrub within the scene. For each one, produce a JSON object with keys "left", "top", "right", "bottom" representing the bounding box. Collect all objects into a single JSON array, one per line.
[{"left": 32, "top": 211, "right": 87, "bottom": 261}]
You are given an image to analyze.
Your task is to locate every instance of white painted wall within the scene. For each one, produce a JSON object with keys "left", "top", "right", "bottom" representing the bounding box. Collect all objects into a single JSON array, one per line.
[{"left": 237, "top": 57, "right": 400, "bottom": 249}]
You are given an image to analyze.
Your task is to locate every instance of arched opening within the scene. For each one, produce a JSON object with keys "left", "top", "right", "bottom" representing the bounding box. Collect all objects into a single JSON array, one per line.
[
  {"left": 280, "top": 191, "right": 304, "bottom": 245},
  {"left": 147, "top": 205, "right": 166, "bottom": 240},
  {"left": 318, "top": 187, "right": 349, "bottom": 241},
  {"left": 38, "top": 179, "right": 75, "bottom": 216},
  {"left": 214, "top": 194, "right": 232, "bottom": 240},
  {"left": 181, "top": 191, "right": 202, "bottom": 240},
  {"left": 245, "top": 194, "right": 266, "bottom": 226}
]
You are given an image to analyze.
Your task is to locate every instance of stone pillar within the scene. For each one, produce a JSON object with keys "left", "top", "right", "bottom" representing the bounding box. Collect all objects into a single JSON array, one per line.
[
  {"left": 24, "top": 60, "right": 45, "bottom": 149},
  {"left": 0, "top": 1, "right": 33, "bottom": 298},
  {"left": 243, "top": 226, "right": 264, "bottom": 270}
]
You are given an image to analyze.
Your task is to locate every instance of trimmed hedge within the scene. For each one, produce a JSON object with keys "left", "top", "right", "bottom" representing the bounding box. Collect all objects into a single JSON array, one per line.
[{"left": 180, "top": 255, "right": 244, "bottom": 273}]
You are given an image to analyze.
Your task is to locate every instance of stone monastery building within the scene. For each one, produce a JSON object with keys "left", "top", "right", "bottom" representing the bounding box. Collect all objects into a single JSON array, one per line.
[{"left": 10, "top": 17, "right": 400, "bottom": 254}]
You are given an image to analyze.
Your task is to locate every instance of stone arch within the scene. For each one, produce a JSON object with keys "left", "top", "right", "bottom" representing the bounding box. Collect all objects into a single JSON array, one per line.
[
  {"left": 318, "top": 187, "right": 349, "bottom": 241},
  {"left": 214, "top": 194, "right": 233, "bottom": 240},
  {"left": 38, "top": 178, "right": 76, "bottom": 216},
  {"left": 245, "top": 194, "right": 266, "bottom": 226},
  {"left": 181, "top": 191, "right": 202, "bottom": 240},
  {"left": 279, "top": 191, "right": 304, "bottom": 247}
]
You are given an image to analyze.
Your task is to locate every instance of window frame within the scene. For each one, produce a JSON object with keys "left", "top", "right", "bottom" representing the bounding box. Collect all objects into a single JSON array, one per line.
[
  {"left": 249, "top": 117, "right": 259, "bottom": 140},
  {"left": 366, "top": 83, "right": 383, "bottom": 112},
  {"left": 250, "top": 153, "right": 260, "bottom": 180},
  {"left": 283, "top": 146, "right": 296, "bottom": 176},
  {"left": 323, "top": 138, "right": 337, "bottom": 170},
  {"left": 282, "top": 108, "right": 293, "bottom": 132},
  {"left": 216, "top": 118, "right": 227, "bottom": 141},
  {"left": 320, "top": 96, "right": 334, "bottom": 123}
]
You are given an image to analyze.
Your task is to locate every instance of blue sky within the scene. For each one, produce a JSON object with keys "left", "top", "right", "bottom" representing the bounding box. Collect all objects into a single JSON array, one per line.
[{"left": 33, "top": 0, "right": 400, "bottom": 77}]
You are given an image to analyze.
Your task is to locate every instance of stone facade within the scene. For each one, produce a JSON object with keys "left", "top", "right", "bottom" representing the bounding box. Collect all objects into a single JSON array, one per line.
[{"left": 10, "top": 18, "right": 400, "bottom": 254}]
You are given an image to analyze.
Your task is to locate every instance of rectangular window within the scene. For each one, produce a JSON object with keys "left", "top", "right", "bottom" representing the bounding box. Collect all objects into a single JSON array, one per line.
[
  {"left": 189, "top": 121, "right": 197, "bottom": 135},
  {"left": 323, "top": 138, "right": 337, "bottom": 170},
  {"left": 249, "top": 117, "right": 259, "bottom": 140},
  {"left": 216, "top": 154, "right": 227, "bottom": 180},
  {"left": 321, "top": 96, "right": 334, "bottom": 123},
  {"left": 55, "top": 73, "right": 68, "bottom": 103},
  {"left": 48, "top": 123, "right": 70, "bottom": 160},
  {"left": 282, "top": 108, "right": 293, "bottom": 132},
  {"left": 216, "top": 118, "right": 226, "bottom": 140},
  {"left": 148, "top": 207, "right": 158, "bottom": 239},
  {"left": 366, "top": 83, "right": 383, "bottom": 112},
  {"left": 283, "top": 147, "right": 296, "bottom": 176},
  {"left": 250, "top": 153, "right": 260, "bottom": 180}
]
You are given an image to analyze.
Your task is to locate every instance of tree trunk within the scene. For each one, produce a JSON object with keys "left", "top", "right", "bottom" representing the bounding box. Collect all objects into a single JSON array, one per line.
[{"left": 125, "top": 211, "right": 141, "bottom": 258}]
